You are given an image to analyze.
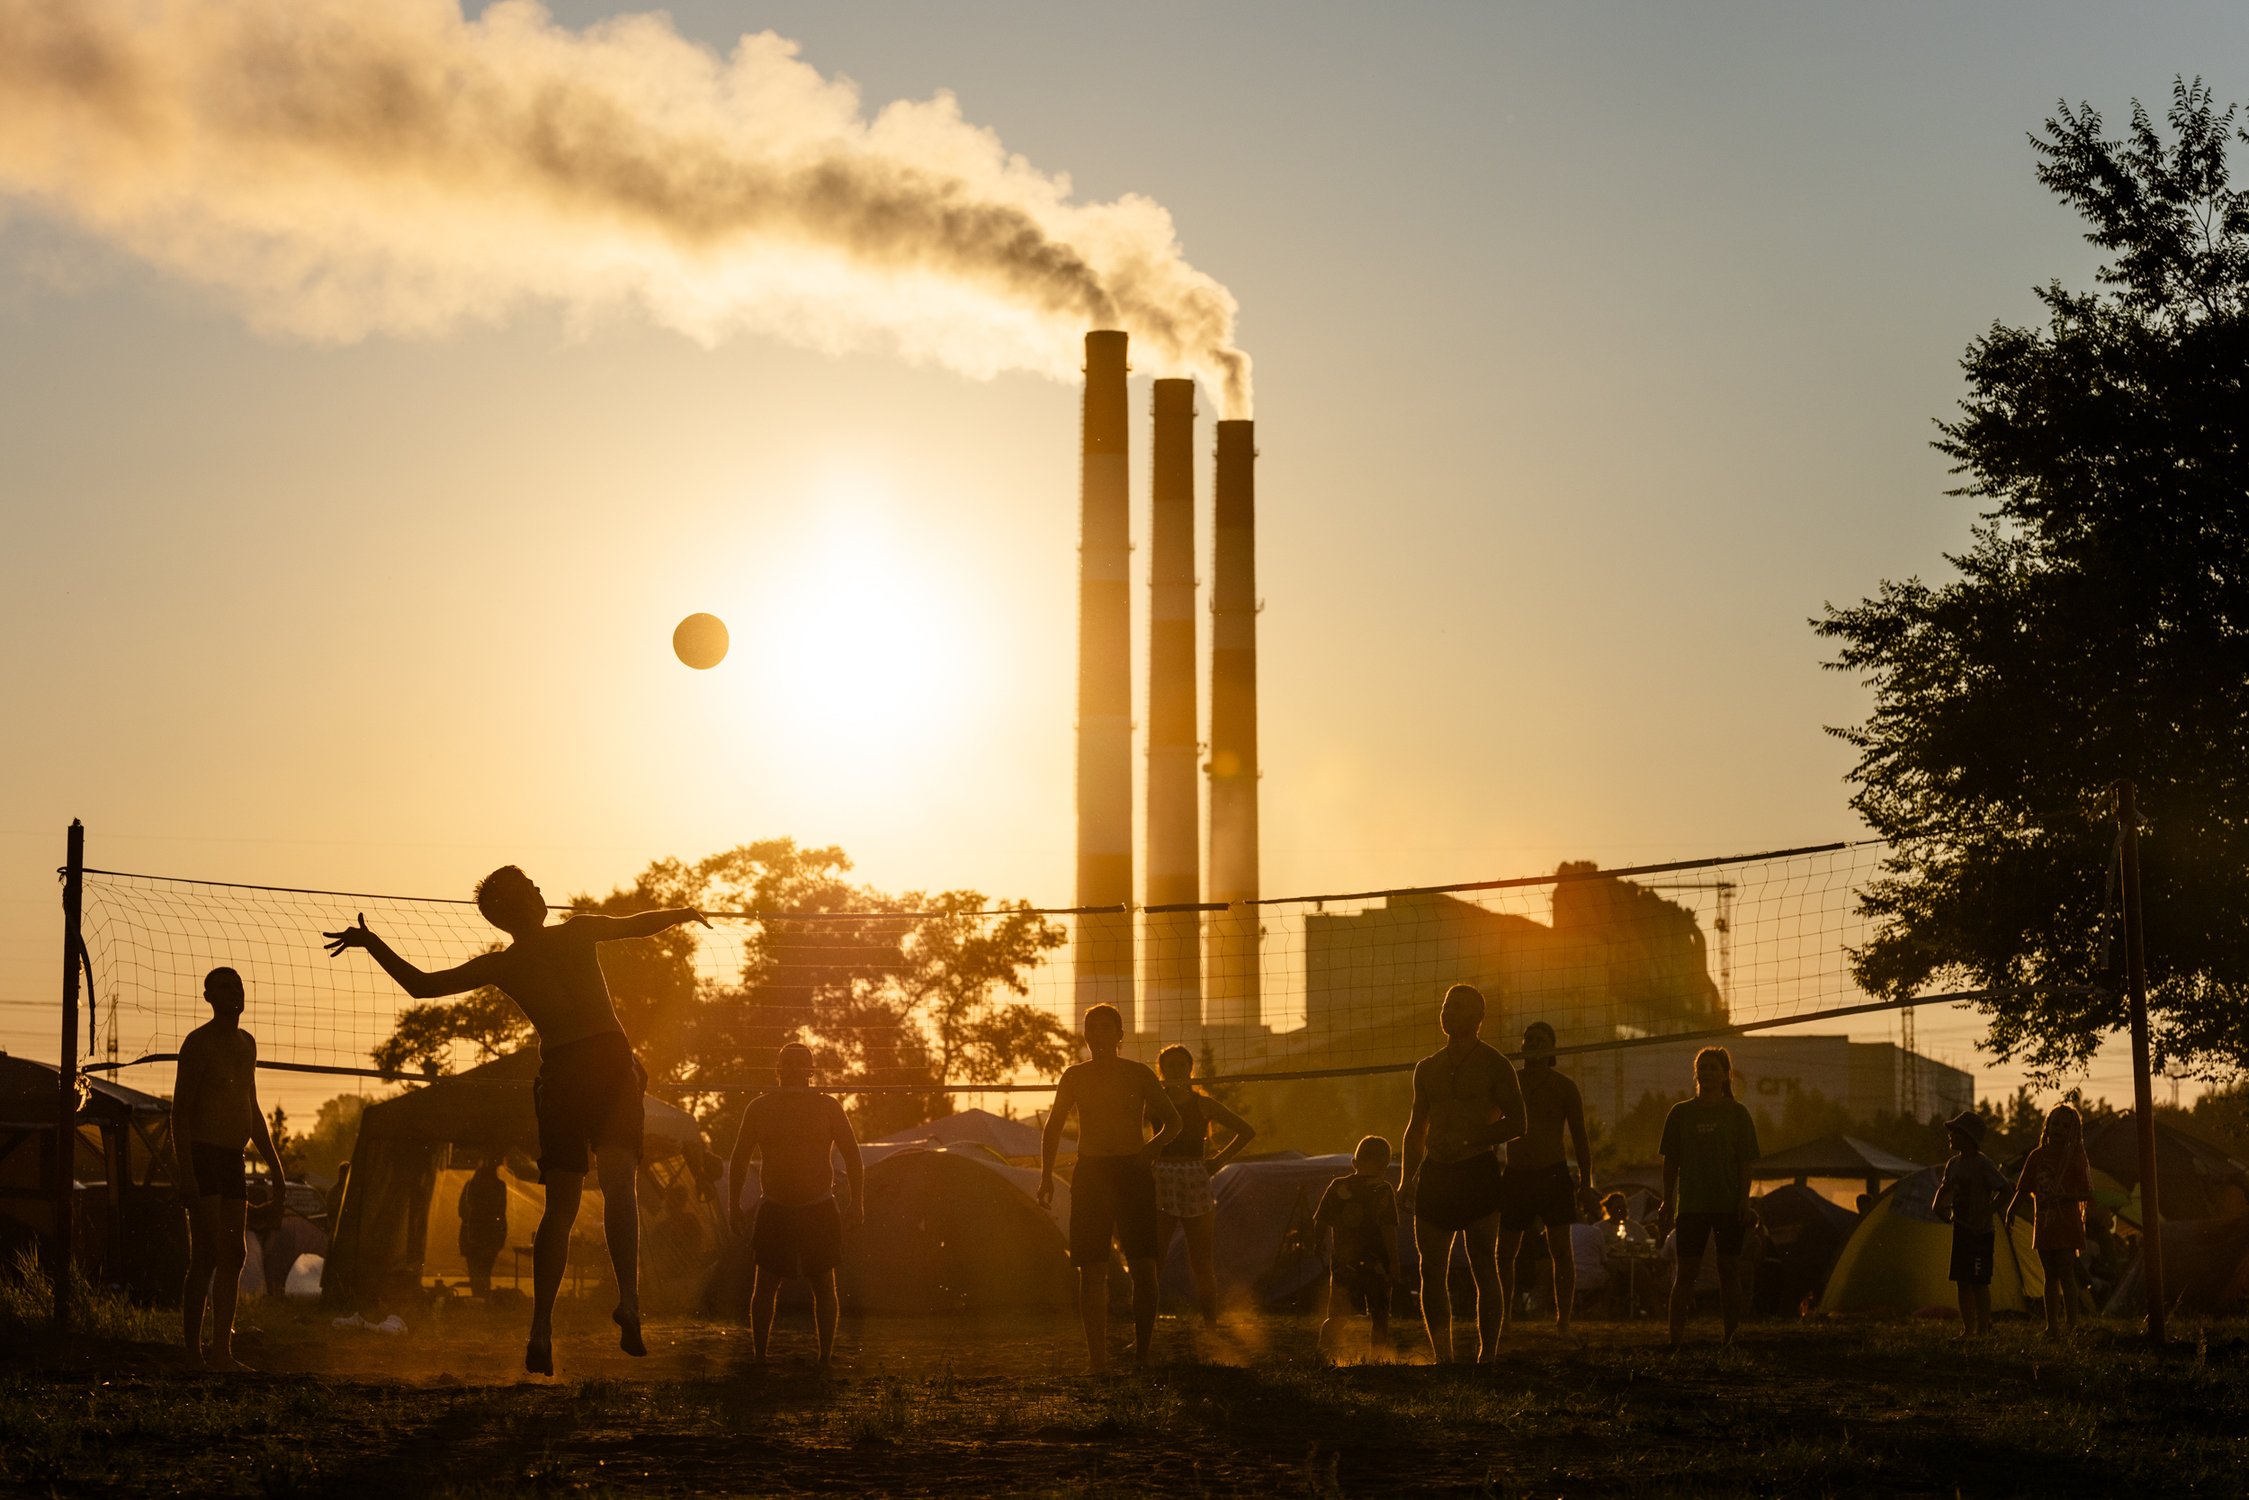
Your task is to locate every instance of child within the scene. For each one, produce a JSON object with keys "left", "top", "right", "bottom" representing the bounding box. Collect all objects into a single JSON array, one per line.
[
  {"left": 1315, "top": 1136, "right": 1399, "bottom": 1359},
  {"left": 1932, "top": 1110, "right": 2009, "bottom": 1337},
  {"left": 2005, "top": 1102, "right": 2093, "bottom": 1337}
]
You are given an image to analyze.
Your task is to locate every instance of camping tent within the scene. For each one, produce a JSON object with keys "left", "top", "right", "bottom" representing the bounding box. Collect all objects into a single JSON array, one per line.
[
  {"left": 874, "top": 1108, "right": 1056, "bottom": 1163},
  {"left": 2081, "top": 1115, "right": 2249, "bottom": 1222},
  {"left": 1752, "top": 1183, "right": 1859, "bottom": 1316},
  {"left": 1820, "top": 1164, "right": 2043, "bottom": 1315},
  {"left": 0, "top": 1054, "right": 185, "bottom": 1300},
  {"left": 2101, "top": 1214, "right": 2249, "bottom": 1317},
  {"left": 1161, "top": 1154, "right": 1343, "bottom": 1309},
  {"left": 839, "top": 1145, "right": 1075, "bottom": 1312},
  {"left": 324, "top": 1047, "right": 710, "bottom": 1307},
  {"left": 1751, "top": 1134, "right": 1924, "bottom": 1210}
]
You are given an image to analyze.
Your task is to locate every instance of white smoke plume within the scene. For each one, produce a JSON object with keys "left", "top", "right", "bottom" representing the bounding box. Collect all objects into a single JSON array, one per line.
[{"left": 0, "top": 0, "right": 1252, "bottom": 414}]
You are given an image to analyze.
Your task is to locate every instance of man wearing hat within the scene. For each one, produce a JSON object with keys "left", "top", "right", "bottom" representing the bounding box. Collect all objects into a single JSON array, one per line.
[{"left": 1932, "top": 1108, "right": 2010, "bottom": 1337}]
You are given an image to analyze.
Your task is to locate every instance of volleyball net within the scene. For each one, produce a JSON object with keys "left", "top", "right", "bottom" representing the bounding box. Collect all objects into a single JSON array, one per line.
[{"left": 58, "top": 836, "right": 2046, "bottom": 1143}]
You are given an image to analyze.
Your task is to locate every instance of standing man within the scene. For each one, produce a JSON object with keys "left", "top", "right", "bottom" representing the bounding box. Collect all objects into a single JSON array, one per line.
[
  {"left": 1038, "top": 1004, "right": 1183, "bottom": 1373},
  {"left": 1401, "top": 983, "right": 1525, "bottom": 1364},
  {"left": 325, "top": 865, "right": 706, "bottom": 1375},
  {"left": 1496, "top": 1020, "right": 1594, "bottom": 1340},
  {"left": 727, "top": 1042, "right": 864, "bottom": 1368},
  {"left": 457, "top": 1153, "right": 510, "bottom": 1298},
  {"left": 172, "top": 966, "right": 287, "bottom": 1370}
]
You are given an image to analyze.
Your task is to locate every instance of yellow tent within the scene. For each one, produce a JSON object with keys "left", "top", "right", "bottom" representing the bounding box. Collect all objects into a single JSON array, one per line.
[{"left": 1821, "top": 1165, "right": 2044, "bottom": 1315}]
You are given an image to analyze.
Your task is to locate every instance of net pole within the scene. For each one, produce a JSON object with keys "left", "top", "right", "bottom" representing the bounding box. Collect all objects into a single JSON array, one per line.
[
  {"left": 2117, "top": 780, "right": 2165, "bottom": 1345},
  {"left": 53, "top": 819, "right": 84, "bottom": 1333}
]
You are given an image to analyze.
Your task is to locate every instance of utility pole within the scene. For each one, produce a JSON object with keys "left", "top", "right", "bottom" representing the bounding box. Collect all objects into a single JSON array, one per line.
[
  {"left": 1900, "top": 1006, "right": 1920, "bottom": 1119},
  {"left": 2116, "top": 781, "right": 2166, "bottom": 1344},
  {"left": 54, "top": 819, "right": 83, "bottom": 1332}
]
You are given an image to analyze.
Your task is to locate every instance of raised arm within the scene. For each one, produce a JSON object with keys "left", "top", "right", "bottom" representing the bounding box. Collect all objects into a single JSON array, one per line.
[
  {"left": 1038, "top": 1073, "right": 1077, "bottom": 1207},
  {"left": 832, "top": 1100, "right": 865, "bottom": 1227},
  {"left": 1202, "top": 1093, "right": 1258, "bottom": 1171},
  {"left": 323, "top": 914, "right": 495, "bottom": 1000},
  {"left": 569, "top": 908, "right": 708, "bottom": 942}
]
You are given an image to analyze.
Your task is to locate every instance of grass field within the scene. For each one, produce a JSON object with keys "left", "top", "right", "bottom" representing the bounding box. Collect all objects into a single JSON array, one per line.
[{"left": 2, "top": 1295, "right": 2246, "bottom": 1497}]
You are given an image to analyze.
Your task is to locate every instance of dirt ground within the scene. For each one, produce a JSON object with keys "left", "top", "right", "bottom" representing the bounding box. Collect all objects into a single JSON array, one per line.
[{"left": 4, "top": 1300, "right": 2247, "bottom": 1496}]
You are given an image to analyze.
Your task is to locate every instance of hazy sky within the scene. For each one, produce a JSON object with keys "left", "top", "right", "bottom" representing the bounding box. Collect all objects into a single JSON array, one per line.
[{"left": 4, "top": 1, "right": 2242, "bottom": 1116}]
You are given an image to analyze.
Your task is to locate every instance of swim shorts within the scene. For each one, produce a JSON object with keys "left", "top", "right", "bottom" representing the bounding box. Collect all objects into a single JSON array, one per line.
[
  {"left": 1413, "top": 1153, "right": 1504, "bottom": 1234},
  {"left": 187, "top": 1142, "right": 248, "bottom": 1201},
  {"left": 534, "top": 1030, "right": 646, "bottom": 1182},
  {"left": 1498, "top": 1161, "right": 1578, "bottom": 1233},
  {"left": 1069, "top": 1154, "right": 1160, "bottom": 1267},
  {"left": 1948, "top": 1228, "right": 1996, "bottom": 1287},
  {"left": 752, "top": 1197, "right": 844, "bottom": 1278}
]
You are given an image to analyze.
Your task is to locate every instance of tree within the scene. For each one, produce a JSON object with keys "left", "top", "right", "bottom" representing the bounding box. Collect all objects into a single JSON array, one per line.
[
  {"left": 882, "top": 891, "right": 1070, "bottom": 1126},
  {"left": 370, "top": 981, "right": 526, "bottom": 1076},
  {"left": 295, "top": 1094, "right": 369, "bottom": 1186},
  {"left": 1816, "top": 79, "right": 2249, "bottom": 1080}
]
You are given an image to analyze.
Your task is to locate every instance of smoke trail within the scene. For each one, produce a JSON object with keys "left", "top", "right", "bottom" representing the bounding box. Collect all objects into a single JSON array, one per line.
[{"left": 0, "top": 0, "right": 1252, "bottom": 414}]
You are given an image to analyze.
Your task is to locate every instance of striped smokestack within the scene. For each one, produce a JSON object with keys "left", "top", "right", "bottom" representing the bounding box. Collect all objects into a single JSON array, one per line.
[
  {"left": 1143, "top": 378, "right": 1201, "bottom": 1037},
  {"left": 1205, "top": 418, "right": 1261, "bottom": 1029},
  {"left": 1075, "top": 330, "right": 1134, "bottom": 1025}
]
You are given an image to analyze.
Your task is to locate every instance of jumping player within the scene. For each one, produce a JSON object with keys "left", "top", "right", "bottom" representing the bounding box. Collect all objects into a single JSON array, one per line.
[
  {"left": 1038, "top": 1004, "right": 1183, "bottom": 1373},
  {"left": 325, "top": 866, "right": 705, "bottom": 1375},
  {"left": 1400, "top": 983, "right": 1526, "bottom": 1364},
  {"left": 1496, "top": 1020, "right": 1594, "bottom": 1339},
  {"left": 728, "top": 1042, "right": 864, "bottom": 1368},
  {"left": 172, "top": 966, "right": 288, "bottom": 1369}
]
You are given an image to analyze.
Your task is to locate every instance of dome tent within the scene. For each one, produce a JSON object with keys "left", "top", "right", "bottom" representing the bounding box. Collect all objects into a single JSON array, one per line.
[{"left": 1820, "top": 1164, "right": 2043, "bottom": 1316}]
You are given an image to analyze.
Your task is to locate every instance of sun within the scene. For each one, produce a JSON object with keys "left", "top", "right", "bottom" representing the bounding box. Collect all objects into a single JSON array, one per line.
[{"left": 755, "top": 473, "right": 969, "bottom": 746}]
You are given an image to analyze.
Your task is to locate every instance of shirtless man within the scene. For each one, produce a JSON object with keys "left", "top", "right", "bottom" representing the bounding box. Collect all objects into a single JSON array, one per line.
[
  {"left": 1038, "top": 1004, "right": 1182, "bottom": 1373},
  {"left": 1496, "top": 1020, "right": 1593, "bottom": 1339},
  {"left": 325, "top": 866, "right": 704, "bottom": 1375},
  {"left": 1400, "top": 983, "right": 1525, "bottom": 1364},
  {"left": 728, "top": 1042, "right": 864, "bottom": 1368},
  {"left": 172, "top": 967, "right": 287, "bottom": 1369}
]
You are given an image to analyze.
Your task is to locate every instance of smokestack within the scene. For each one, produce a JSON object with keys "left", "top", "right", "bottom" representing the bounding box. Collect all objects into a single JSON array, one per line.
[
  {"left": 1076, "top": 330, "right": 1134, "bottom": 1026},
  {"left": 1143, "top": 378, "right": 1201, "bottom": 1037},
  {"left": 1206, "top": 418, "right": 1261, "bottom": 1029}
]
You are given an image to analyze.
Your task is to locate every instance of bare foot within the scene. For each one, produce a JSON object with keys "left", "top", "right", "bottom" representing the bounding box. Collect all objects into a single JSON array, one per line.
[{"left": 206, "top": 1349, "right": 255, "bottom": 1373}]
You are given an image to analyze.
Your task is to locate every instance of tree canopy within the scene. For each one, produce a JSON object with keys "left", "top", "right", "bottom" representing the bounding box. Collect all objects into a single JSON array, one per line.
[{"left": 1817, "top": 79, "right": 2249, "bottom": 1080}]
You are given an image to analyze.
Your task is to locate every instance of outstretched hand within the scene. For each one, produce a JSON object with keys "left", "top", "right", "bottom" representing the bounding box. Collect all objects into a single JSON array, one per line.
[
  {"left": 322, "top": 913, "right": 374, "bottom": 957},
  {"left": 690, "top": 908, "right": 712, "bottom": 929}
]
